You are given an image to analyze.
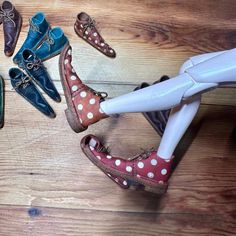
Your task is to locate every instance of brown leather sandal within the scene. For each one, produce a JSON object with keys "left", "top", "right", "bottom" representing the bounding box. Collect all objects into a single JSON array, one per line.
[
  {"left": 74, "top": 12, "right": 116, "bottom": 58},
  {"left": 59, "top": 44, "right": 109, "bottom": 133}
]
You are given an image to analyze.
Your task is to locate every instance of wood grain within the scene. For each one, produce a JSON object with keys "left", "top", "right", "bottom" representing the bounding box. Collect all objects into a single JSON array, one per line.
[
  {"left": 0, "top": 1, "right": 235, "bottom": 235},
  {"left": 0, "top": 205, "right": 235, "bottom": 236}
]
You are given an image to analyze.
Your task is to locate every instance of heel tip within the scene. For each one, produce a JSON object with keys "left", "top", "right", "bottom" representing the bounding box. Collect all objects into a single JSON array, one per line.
[{"left": 65, "top": 109, "right": 87, "bottom": 133}]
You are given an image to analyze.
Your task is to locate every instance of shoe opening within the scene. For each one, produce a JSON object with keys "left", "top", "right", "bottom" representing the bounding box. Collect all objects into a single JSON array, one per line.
[
  {"left": 22, "top": 49, "right": 34, "bottom": 61},
  {"left": 32, "top": 12, "right": 44, "bottom": 24},
  {"left": 9, "top": 68, "right": 22, "bottom": 80},
  {"left": 77, "top": 12, "right": 89, "bottom": 21},
  {"left": 50, "top": 27, "right": 63, "bottom": 39},
  {"left": 2, "top": 1, "right": 13, "bottom": 11}
]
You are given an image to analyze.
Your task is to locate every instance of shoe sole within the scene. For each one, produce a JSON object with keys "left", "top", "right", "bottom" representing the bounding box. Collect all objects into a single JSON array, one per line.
[
  {"left": 81, "top": 135, "right": 168, "bottom": 194},
  {"left": 59, "top": 44, "right": 87, "bottom": 133}
]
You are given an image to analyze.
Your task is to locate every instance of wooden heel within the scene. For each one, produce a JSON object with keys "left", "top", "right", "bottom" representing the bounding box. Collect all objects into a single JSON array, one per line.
[{"left": 65, "top": 108, "right": 87, "bottom": 133}]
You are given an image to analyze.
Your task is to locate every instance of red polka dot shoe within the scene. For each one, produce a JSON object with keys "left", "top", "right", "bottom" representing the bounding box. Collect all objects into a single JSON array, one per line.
[
  {"left": 59, "top": 44, "right": 109, "bottom": 133},
  {"left": 81, "top": 134, "right": 173, "bottom": 194},
  {"left": 74, "top": 12, "right": 116, "bottom": 58}
]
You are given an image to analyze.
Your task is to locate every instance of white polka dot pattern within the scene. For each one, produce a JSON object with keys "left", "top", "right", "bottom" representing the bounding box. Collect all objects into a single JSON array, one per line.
[
  {"left": 89, "top": 98, "right": 96, "bottom": 105},
  {"left": 137, "top": 162, "right": 144, "bottom": 169},
  {"left": 72, "top": 85, "right": 78, "bottom": 92},
  {"left": 147, "top": 172, "right": 154, "bottom": 178},
  {"left": 77, "top": 104, "right": 83, "bottom": 110},
  {"left": 115, "top": 160, "right": 121, "bottom": 166},
  {"left": 161, "top": 169, "right": 167, "bottom": 175},
  {"left": 151, "top": 159, "right": 157, "bottom": 166},
  {"left": 80, "top": 91, "right": 87, "bottom": 98},
  {"left": 87, "top": 112, "right": 94, "bottom": 119},
  {"left": 71, "top": 75, "right": 76, "bottom": 80},
  {"left": 126, "top": 166, "right": 132, "bottom": 172}
]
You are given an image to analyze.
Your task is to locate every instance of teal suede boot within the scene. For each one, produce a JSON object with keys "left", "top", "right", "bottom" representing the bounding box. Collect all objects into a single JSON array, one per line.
[
  {"left": 13, "top": 12, "right": 50, "bottom": 65},
  {"left": 35, "top": 27, "right": 69, "bottom": 61}
]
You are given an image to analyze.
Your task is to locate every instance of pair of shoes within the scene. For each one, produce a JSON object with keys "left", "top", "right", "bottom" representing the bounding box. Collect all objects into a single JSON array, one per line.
[
  {"left": 59, "top": 44, "right": 108, "bottom": 132},
  {"left": 13, "top": 12, "right": 69, "bottom": 65},
  {"left": 9, "top": 49, "right": 60, "bottom": 118},
  {"left": 10, "top": 68, "right": 56, "bottom": 118},
  {"left": 0, "top": 76, "right": 4, "bottom": 128},
  {"left": 80, "top": 135, "right": 173, "bottom": 194},
  {"left": 59, "top": 45, "right": 173, "bottom": 194},
  {"left": 134, "top": 77, "right": 171, "bottom": 136},
  {"left": 74, "top": 12, "right": 116, "bottom": 58},
  {"left": 0, "top": 1, "right": 22, "bottom": 56},
  {"left": 10, "top": 12, "right": 69, "bottom": 118},
  {"left": 10, "top": 49, "right": 60, "bottom": 118}
]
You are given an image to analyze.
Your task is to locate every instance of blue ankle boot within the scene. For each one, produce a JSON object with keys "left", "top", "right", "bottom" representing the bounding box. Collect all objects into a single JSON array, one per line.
[
  {"left": 13, "top": 12, "right": 50, "bottom": 65},
  {"left": 35, "top": 27, "right": 69, "bottom": 61},
  {"left": 9, "top": 68, "right": 56, "bottom": 118},
  {"left": 21, "top": 49, "right": 61, "bottom": 102}
]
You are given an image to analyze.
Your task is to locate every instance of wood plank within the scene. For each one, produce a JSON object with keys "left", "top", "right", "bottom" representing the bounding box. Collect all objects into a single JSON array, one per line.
[
  {"left": 0, "top": 1, "right": 236, "bottom": 235},
  {"left": 1, "top": 0, "right": 236, "bottom": 86},
  {"left": 0, "top": 92, "right": 235, "bottom": 215},
  {"left": 0, "top": 205, "right": 235, "bottom": 236}
]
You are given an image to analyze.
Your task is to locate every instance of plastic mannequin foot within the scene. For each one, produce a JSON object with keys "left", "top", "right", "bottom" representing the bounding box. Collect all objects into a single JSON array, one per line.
[{"left": 81, "top": 134, "right": 173, "bottom": 194}]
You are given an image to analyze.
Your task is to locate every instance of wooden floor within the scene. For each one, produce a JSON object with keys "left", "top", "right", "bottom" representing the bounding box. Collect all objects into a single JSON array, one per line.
[{"left": 0, "top": 0, "right": 236, "bottom": 235}]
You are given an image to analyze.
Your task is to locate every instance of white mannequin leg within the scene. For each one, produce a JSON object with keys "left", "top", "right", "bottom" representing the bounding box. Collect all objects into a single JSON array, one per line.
[
  {"left": 180, "top": 51, "right": 227, "bottom": 73},
  {"left": 153, "top": 51, "right": 216, "bottom": 160},
  {"left": 187, "top": 48, "right": 236, "bottom": 84},
  {"left": 156, "top": 51, "right": 223, "bottom": 160},
  {"left": 157, "top": 96, "right": 201, "bottom": 159},
  {"left": 100, "top": 73, "right": 194, "bottom": 114},
  {"left": 101, "top": 49, "right": 236, "bottom": 115}
]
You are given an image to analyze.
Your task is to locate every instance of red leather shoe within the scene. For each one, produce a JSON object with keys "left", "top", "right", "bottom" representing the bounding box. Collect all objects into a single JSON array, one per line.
[
  {"left": 59, "top": 44, "right": 109, "bottom": 133},
  {"left": 81, "top": 134, "right": 173, "bottom": 194},
  {"left": 74, "top": 12, "right": 116, "bottom": 58}
]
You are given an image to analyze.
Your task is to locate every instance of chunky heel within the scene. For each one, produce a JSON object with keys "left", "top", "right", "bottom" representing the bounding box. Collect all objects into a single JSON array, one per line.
[
  {"left": 144, "top": 184, "right": 167, "bottom": 194},
  {"left": 65, "top": 108, "right": 87, "bottom": 133}
]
